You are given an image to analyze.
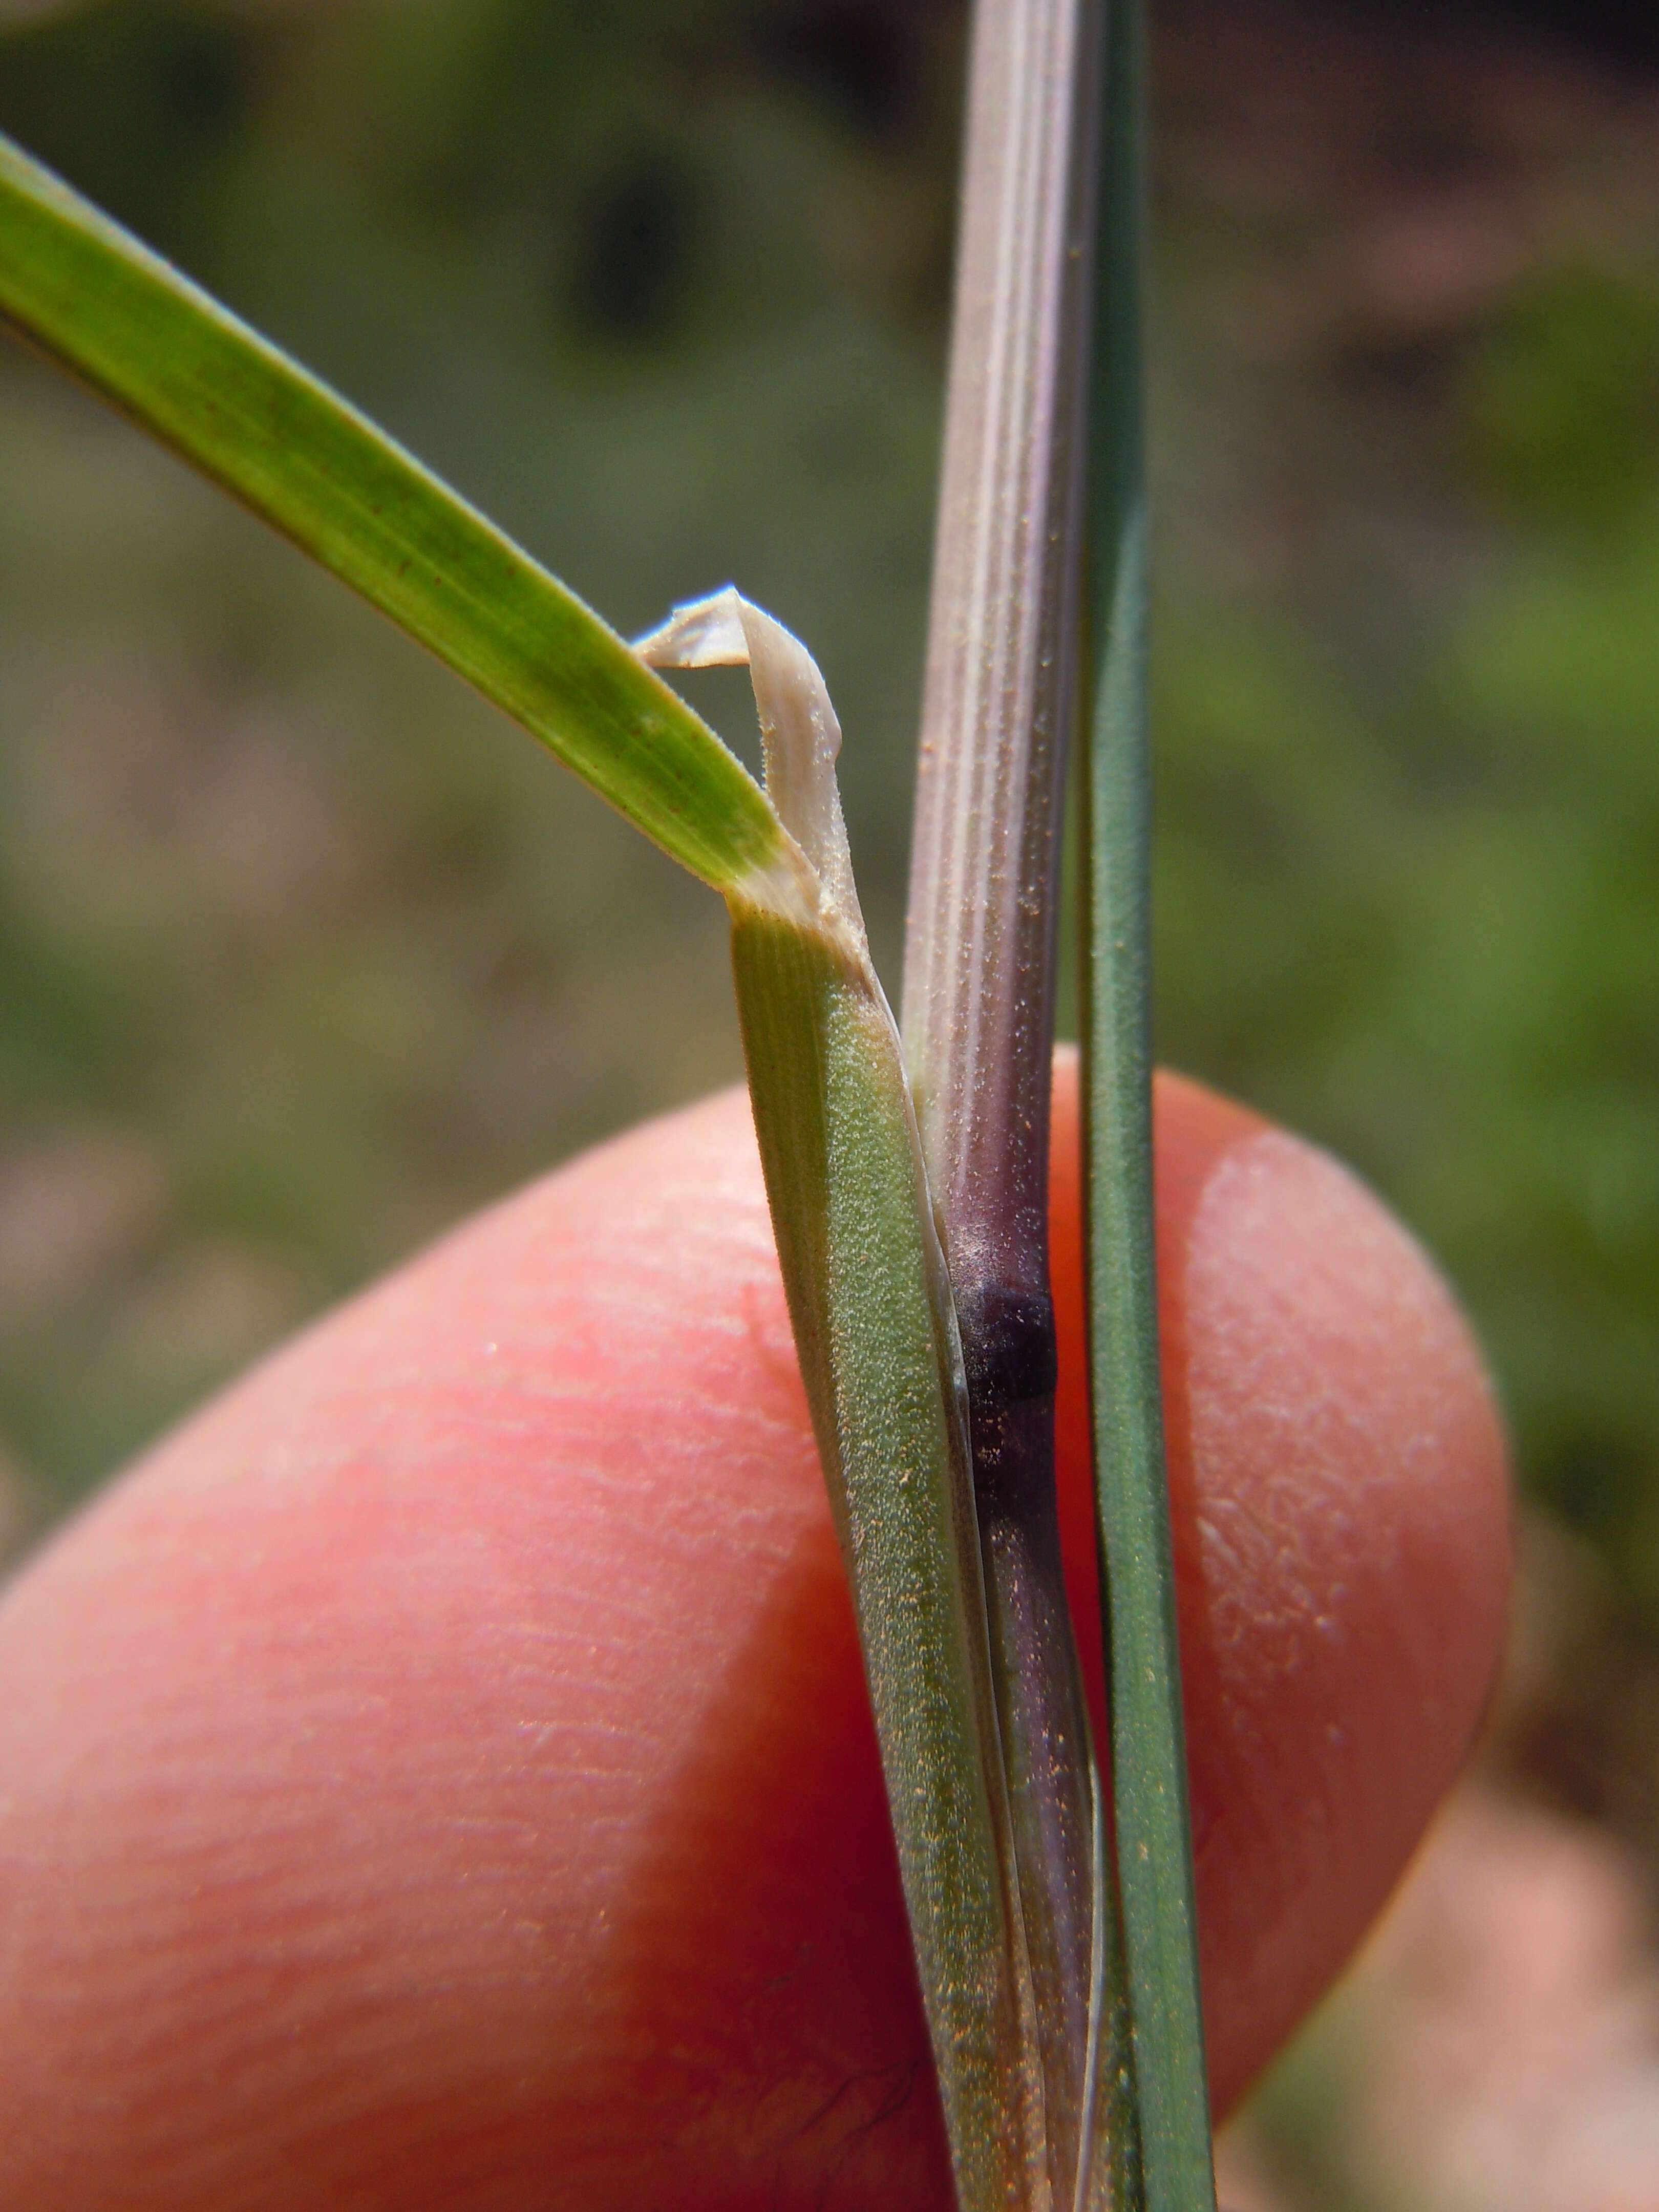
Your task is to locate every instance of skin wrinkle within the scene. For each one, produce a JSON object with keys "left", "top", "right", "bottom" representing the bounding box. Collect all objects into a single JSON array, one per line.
[{"left": 0, "top": 1063, "right": 1507, "bottom": 2209}]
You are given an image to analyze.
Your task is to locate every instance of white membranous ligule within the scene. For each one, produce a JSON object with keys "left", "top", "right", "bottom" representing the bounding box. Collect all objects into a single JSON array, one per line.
[{"left": 635, "top": 588, "right": 868, "bottom": 963}]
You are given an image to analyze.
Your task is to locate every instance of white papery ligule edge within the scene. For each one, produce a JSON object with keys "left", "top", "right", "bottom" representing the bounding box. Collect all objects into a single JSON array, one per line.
[
  {"left": 636, "top": 584, "right": 968, "bottom": 1477},
  {"left": 635, "top": 587, "right": 869, "bottom": 965},
  {"left": 634, "top": 583, "right": 957, "bottom": 1512}
]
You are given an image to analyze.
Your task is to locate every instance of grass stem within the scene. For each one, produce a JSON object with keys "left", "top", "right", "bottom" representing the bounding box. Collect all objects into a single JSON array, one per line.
[{"left": 903, "top": 3, "right": 1138, "bottom": 2205}]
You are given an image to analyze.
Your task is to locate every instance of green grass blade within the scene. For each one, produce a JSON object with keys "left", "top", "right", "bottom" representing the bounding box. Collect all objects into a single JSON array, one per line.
[
  {"left": 0, "top": 131, "right": 801, "bottom": 908},
  {"left": 1080, "top": 1, "right": 1217, "bottom": 2207}
]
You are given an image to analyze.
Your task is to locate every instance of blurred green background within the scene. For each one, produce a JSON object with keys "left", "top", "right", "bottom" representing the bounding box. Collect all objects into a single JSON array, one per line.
[{"left": 1, "top": 0, "right": 1657, "bottom": 2194}]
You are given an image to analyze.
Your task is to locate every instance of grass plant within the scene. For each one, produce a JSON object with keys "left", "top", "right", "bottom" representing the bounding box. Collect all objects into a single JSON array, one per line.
[
  {"left": 0, "top": 0, "right": 1217, "bottom": 2202},
  {"left": 1081, "top": 1, "right": 1215, "bottom": 2200}
]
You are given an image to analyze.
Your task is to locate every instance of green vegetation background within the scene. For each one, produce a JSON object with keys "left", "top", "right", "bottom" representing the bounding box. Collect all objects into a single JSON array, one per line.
[{"left": 1, "top": 0, "right": 1656, "bottom": 1683}]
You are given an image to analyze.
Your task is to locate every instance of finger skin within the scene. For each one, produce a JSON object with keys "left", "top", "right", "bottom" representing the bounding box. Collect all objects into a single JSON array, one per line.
[{"left": 0, "top": 1062, "right": 1509, "bottom": 2210}]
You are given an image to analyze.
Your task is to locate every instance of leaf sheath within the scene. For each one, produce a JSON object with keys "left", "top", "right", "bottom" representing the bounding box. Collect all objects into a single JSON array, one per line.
[{"left": 731, "top": 907, "right": 1046, "bottom": 2212}]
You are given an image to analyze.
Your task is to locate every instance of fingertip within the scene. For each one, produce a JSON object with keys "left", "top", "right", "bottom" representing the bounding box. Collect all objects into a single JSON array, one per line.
[
  {"left": 0, "top": 1067, "right": 1511, "bottom": 2204},
  {"left": 1051, "top": 1054, "right": 1511, "bottom": 2109},
  {"left": 0, "top": 1089, "right": 941, "bottom": 2210}
]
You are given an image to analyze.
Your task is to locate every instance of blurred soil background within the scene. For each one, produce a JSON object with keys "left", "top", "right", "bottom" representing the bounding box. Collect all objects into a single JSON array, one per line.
[{"left": 1, "top": 0, "right": 1657, "bottom": 2203}]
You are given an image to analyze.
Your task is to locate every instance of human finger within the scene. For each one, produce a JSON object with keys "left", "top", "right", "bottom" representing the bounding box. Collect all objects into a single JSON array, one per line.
[{"left": 0, "top": 1061, "right": 1508, "bottom": 2209}]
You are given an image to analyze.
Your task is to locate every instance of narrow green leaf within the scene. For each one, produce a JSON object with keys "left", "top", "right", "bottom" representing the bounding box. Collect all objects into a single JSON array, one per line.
[
  {"left": 0, "top": 131, "right": 803, "bottom": 910},
  {"left": 1081, "top": 1, "right": 1217, "bottom": 2207}
]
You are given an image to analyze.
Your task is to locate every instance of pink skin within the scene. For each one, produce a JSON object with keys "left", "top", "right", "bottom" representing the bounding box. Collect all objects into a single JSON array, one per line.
[{"left": 0, "top": 1058, "right": 1509, "bottom": 2210}]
